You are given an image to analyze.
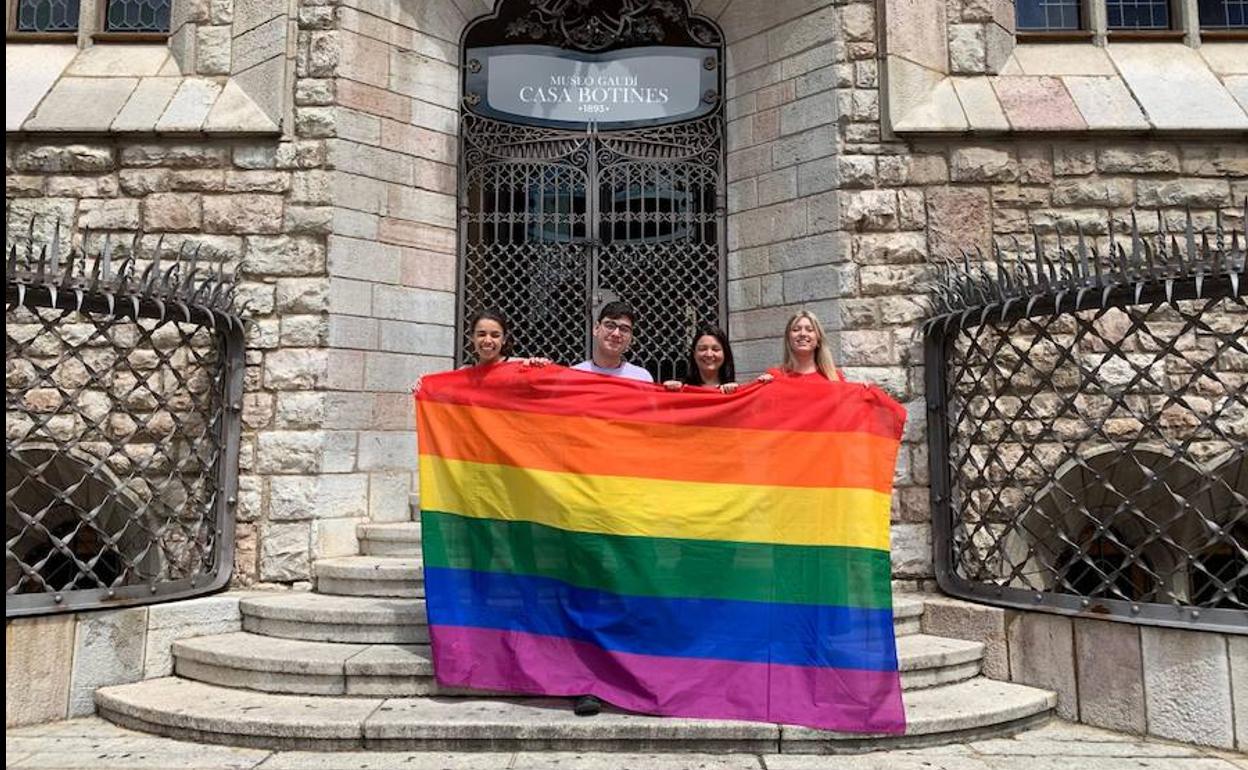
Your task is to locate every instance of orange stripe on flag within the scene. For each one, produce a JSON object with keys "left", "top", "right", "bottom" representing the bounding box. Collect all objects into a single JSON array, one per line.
[{"left": 418, "top": 400, "right": 900, "bottom": 493}]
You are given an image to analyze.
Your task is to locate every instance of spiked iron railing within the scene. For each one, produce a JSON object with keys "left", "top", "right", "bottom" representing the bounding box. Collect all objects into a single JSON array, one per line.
[
  {"left": 924, "top": 207, "right": 1246, "bottom": 633},
  {"left": 6, "top": 224, "right": 245, "bottom": 618}
]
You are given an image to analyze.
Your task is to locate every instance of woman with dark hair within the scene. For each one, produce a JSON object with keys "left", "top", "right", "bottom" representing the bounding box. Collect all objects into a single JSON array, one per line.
[
  {"left": 662, "top": 325, "right": 739, "bottom": 394},
  {"left": 465, "top": 308, "right": 515, "bottom": 366},
  {"left": 412, "top": 308, "right": 548, "bottom": 393}
]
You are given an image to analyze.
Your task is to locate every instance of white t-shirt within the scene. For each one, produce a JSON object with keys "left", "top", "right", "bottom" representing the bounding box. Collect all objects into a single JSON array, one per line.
[{"left": 572, "top": 360, "right": 654, "bottom": 383}]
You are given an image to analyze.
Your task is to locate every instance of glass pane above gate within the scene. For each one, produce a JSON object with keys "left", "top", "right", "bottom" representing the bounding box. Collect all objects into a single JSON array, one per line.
[{"left": 525, "top": 168, "right": 589, "bottom": 244}]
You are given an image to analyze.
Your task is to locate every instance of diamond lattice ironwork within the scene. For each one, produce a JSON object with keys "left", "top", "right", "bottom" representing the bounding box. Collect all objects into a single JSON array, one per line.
[
  {"left": 457, "top": 112, "right": 724, "bottom": 382},
  {"left": 925, "top": 208, "right": 1247, "bottom": 632},
  {"left": 6, "top": 225, "right": 244, "bottom": 617}
]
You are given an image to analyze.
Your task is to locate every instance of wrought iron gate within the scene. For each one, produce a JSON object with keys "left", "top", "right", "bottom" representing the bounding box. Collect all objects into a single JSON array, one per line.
[
  {"left": 456, "top": 0, "right": 726, "bottom": 383},
  {"left": 458, "top": 115, "right": 724, "bottom": 379}
]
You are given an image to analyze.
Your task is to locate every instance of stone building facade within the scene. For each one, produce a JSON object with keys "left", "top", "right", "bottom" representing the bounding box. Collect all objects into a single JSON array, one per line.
[
  {"left": 5, "top": 0, "right": 1246, "bottom": 747},
  {"left": 8, "top": 0, "right": 1246, "bottom": 585}
]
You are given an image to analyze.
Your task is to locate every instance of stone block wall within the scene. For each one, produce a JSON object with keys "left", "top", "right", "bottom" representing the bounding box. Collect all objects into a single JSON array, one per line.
[
  {"left": 6, "top": 11, "right": 334, "bottom": 586},
  {"left": 5, "top": 594, "right": 243, "bottom": 727},
  {"left": 944, "top": 0, "right": 1014, "bottom": 75},
  {"left": 316, "top": 0, "right": 470, "bottom": 527},
  {"left": 711, "top": 0, "right": 929, "bottom": 577},
  {"left": 719, "top": 2, "right": 851, "bottom": 382},
  {"left": 163, "top": 0, "right": 290, "bottom": 123},
  {"left": 923, "top": 596, "right": 1248, "bottom": 750},
  {"left": 827, "top": 136, "right": 1244, "bottom": 581},
  {"left": 6, "top": 0, "right": 492, "bottom": 586},
  {"left": 4, "top": 0, "right": 473, "bottom": 588},
  {"left": 8, "top": 0, "right": 1244, "bottom": 593},
  {"left": 709, "top": 0, "right": 1245, "bottom": 580}
]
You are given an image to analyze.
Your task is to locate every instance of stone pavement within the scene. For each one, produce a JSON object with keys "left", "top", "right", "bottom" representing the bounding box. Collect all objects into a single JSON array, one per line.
[{"left": 5, "top": 718, "right": 1245, "bottom": 770}]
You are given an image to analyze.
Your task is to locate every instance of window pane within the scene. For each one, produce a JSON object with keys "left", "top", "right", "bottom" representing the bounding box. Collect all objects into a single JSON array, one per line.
[
  {"left": 1198, "top": 0, "right": 1248, "bottom": 27},
  {"left": 104, "top": 0, "right": 172, "bottom": 32},
  {"left": 15, "top": 0, "right": 80, "bottom": 32},
  {"left": 1016, "top": 0, "right": 1082, "bottom": 30},
  {"left": 1106, "top": 0, "right": 1171, "bottom": 28}
]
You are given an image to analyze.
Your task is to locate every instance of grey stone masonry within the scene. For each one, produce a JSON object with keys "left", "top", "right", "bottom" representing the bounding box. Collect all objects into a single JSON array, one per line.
[
  {"left": 317, "top": 0, "right": 468, "bottom": 529},
  {"left": 67, "top": 608, "right": 149, "bottom": 717},
  {"left": 8, "top": 7, "right": 1248, "bottom": 758},
  {"left": 916, "top": 596, "right": 1245, "bottom": 749},
  {"left": 5, "top": 594, "right": 249, "bottom": 727},
  {"left": 6, "top": 45, "right": 280, "bottom": 134},
  {"left": 5, "top": 614, "right": 75, "bottom": 728},
  {"left": 6, "top": 127, "right": 339, "bottom": 588}
]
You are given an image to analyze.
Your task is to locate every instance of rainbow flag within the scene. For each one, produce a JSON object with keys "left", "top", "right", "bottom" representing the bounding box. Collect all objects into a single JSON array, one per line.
[{"left": 415, "top": 363, "right": 907, "bottom": 733}]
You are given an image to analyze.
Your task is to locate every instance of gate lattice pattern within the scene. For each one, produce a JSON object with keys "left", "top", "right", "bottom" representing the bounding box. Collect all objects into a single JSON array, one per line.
[
  {"left": 6, "top": 230, "right": 244, "bottom": 617},
  {"left": 925, "top": 210, "right": 1247, "bottom": 632},
  {"left": 457, "top": 114, "right": 725, "bottom": 382}
]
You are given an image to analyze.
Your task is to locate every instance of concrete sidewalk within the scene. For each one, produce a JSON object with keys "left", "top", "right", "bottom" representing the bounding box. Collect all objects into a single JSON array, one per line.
[{"left": 6, "top": 718, "right": 1245, "bottom": 769}]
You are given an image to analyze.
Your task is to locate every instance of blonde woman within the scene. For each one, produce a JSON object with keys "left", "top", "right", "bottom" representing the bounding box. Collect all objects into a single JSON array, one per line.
[{"left": 758, "top": 310, "right": 842, "bottom": 382}]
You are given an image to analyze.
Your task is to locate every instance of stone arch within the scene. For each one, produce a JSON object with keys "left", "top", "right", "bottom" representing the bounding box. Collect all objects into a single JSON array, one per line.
[
  {"left": 453, "top": 0, "right": 729, "bottom": 379},
  {"left": 1001, "top": 445, "right": 1239, "bottom": 604},
  {"left": 6, "top": 447, "right": 161, "bottom": 594},
  {"left": 413, "top": 0, "right": 847, "bottom": 373}
]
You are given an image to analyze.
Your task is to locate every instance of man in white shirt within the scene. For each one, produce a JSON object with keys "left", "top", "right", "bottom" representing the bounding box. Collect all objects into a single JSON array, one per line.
[
  {"left": 568, "top": 302, "right": 651, "bottom": 718},
  {"left": 571, "top": 301, "right": 654, "bottom": 384}
]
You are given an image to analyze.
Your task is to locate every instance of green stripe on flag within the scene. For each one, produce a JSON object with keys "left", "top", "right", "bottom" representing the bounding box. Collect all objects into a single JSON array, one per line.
[{"left": 421, "top": 510, "right": 892, "bottom": 609}]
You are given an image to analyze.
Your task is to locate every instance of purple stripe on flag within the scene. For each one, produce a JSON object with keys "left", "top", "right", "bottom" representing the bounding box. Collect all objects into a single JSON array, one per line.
[{"left": 431, "top": 624, "right": 906, "bottom": 734}]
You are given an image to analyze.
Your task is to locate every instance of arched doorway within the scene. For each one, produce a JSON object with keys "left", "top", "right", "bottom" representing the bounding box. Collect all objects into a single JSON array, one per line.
[{"left": 456, "top": 0, "right": 725, "bottom": 382}]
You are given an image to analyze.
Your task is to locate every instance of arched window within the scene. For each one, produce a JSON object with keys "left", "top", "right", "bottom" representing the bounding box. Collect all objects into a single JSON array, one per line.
[
  {"left": 1190, "top": 523, "right": 1247, "bottom": 608},
  {"left": 1055, "top": 525, "right": 1159, "bottom": 602}
]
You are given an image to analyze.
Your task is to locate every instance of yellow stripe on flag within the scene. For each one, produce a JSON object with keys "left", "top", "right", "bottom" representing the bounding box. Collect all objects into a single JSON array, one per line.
[{"left": 420, "top": 454, "right": 892, "bottom": 551}]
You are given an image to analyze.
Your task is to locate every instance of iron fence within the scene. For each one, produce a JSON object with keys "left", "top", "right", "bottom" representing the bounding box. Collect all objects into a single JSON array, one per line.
[
  {"left": 924, "top": 208, "right": 1246, "bottom": 633},
  {"left": 6, "top": 224, "right": 245, "bottom": 618}
]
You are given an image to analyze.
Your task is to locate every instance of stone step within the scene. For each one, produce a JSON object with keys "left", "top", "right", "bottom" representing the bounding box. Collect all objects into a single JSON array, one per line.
[
  {"left": 240, "top": 593, "right": 926, "bottom": 645},
  {"left": 357, "top": 522, "right": 422, "bottom": 556},
  {"left": 95, "top": 676, "right": 1054, "bottom": 752},
  {"left": 896, "top": 634, "right": 983, "bottom": 690},
  {"left": 314, "top": 556, "right": 424, "bottom": 598},
  {"left": 172, "top": 633, "right": 435, "bottom": 697},
  {"left": 780, "top": 677, "right": 1056, "bottom": 753},
  {"left": 892, "top": 595, "right": 923, "bottom": 636},
  {"left": 172, "top": 631, "right": 982, "bottom": 698},
  {"left": 240, "top": 593, "right": 428, "bottom": 644}
]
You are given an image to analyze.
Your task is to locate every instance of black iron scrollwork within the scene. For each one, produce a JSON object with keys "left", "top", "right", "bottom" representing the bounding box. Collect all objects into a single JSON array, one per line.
[{"left": 468, "top": 0, "right": 722, "bottom": 52}]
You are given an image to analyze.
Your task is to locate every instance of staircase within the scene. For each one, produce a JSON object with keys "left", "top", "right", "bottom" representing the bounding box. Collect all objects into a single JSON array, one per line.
[{"left": 95, "top": 516, "right": 1057, "bottom": 753}]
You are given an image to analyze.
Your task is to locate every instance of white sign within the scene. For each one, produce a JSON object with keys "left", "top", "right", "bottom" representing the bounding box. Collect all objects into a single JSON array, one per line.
[{"left": 465, "top": 45, "right": 718, "bottom": 128}]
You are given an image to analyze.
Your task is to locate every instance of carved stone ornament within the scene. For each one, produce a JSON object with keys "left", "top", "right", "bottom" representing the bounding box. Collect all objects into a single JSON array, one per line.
[{"left": 466, "top": 0, "right": 722, "bottom": 52}]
